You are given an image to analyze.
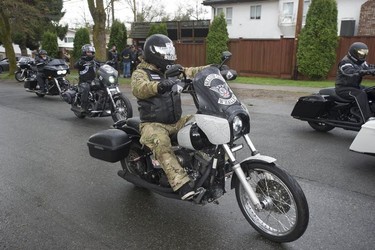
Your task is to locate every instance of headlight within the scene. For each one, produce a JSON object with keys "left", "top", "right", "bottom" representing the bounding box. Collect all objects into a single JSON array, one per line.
[
  {"left": 108, "top": 76, "right": 116, "bottom": 84},
  {"left": 57, "top": 70, "right": 67, "bottom": 75},
  {"left": 232, "top": 116, "right": 243, "bottom": 135}
]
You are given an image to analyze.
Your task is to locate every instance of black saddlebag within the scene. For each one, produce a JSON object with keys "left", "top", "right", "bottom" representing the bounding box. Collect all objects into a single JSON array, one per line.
[
  {"left": 24, "top": 78, "right": 37, "bottom": 89},
  {"left": 87, "top": 129, "right": 131, "bottom": 163},
  {"left": 291, "top": 94, "right": 329, "bottom": 118}
]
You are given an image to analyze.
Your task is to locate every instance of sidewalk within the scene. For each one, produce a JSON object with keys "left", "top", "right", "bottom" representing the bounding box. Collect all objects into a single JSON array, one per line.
[{"left": 229, "top": 82, "right": 321, "bottom": 93}]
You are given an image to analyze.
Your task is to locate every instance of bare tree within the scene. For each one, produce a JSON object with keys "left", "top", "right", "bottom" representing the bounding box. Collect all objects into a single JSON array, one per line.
[
  {"left": 174, "top": 0, "right": 209, "bottom": 21},
  {"left": 123, "top": 0, "right": 168, "bottom": 22}
]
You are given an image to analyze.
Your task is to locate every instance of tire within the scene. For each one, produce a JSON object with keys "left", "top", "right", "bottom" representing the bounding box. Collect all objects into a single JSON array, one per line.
[
  {"left": 15, "top": 71, "right": 25, "bottom": 82},
  {"left": 0, "top": 67, "right": 3, "bottom": 74},
  {"left": 308, "top": 121, "right": 335, "bottom": 132},
  {"left": 35, "top": 93, "right": 45, "bottom": 98},
  {"left": 120, "top": 141, "right": 147, "bottom": 179},
  {"left": 111, "top": 93, "right": 133, "bottom": 122},
  {"left": 234, "top": 162, "right": 309, "bottom": 243}
]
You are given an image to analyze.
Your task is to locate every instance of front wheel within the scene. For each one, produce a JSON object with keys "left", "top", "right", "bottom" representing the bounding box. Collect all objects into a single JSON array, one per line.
[
  {"left": 308, "top": 121, "right": 335, "bottom": 132},
  {"left": 234, "top": 162, "right": 309, "bottom": 243},
  {"left": 111, "top": 93, "right": 133, "bottom": 122},
  {"left": 15, "top": 71, "right": 25, "bottom": 82}
]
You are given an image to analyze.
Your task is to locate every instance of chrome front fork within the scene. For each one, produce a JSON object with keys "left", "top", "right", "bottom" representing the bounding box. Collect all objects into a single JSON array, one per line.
[{"left": 223, "top": 136, "right": 262, "bottom": 210}]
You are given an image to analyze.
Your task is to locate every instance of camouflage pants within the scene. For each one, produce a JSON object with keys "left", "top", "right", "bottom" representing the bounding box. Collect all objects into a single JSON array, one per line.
[{"left": 139, "top": 115, "right": 192, "bottom": 191}]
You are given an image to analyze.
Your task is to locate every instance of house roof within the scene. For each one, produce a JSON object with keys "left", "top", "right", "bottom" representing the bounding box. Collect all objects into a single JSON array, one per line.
[{"left": 202, "top": 0, "right": 270, "bottom": 6}]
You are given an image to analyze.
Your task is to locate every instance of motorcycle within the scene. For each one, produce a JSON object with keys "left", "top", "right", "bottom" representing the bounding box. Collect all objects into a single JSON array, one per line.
[
  {"left": 349, "top": 119, "right": 375, "bottom": 156},
  {"left": 291, "top": 69, "right": 375, "bottom": 132},
  {"left": 86, "top": 52, "right": 309, "bottom": 243},
  {"left": 15, "top": 57, "right": 36, "bottom": 82},
  {"left": 24, "top": 59, "right": 71, "bottom": 98},
  {"left": 62, "top": 63, "right": 133, "bottom": 123}
]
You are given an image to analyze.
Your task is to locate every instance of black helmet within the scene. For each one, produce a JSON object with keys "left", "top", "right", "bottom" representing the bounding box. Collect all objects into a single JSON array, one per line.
[
  {"left": 143, "top": 34, "right": 177, "bottom": 72},
  {"left": 81, "top": 44, "right": 96, "bottom": 60},
  {"left": 348, "top": 42, "right": 369, "bottom": 63},
  {"left": 39, "top": 50, "right": 47, "bottom": 56}
]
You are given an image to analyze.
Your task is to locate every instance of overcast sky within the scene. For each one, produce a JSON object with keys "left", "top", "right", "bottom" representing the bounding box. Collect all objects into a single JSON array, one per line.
[{"left": 60, "top": 0, "right": 211, "bottom": 28}]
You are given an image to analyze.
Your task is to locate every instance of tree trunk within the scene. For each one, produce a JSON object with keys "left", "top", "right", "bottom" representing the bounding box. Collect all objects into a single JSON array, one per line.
[
  {"left": 87, "top": 0, "right": 107, "bottom": 62},
  {"left": 0, "top": 8, "right": 17, "bottom": 76}
]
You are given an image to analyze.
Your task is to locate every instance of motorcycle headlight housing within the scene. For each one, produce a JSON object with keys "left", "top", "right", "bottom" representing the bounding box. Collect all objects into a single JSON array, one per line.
[
  {"left": 57, "top": 70, "right": 67, "bottom": 75},
  {"left": 108, "top": 76, "right": 116, "bottom": 84},
  {"left": 232, "top": 116, "right": 243, "bottom": 136}
]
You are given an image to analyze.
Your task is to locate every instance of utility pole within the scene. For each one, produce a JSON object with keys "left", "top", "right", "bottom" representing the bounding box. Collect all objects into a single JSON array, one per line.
[{"left": 291, "top": 0, "right": 304, "bottom": 80}]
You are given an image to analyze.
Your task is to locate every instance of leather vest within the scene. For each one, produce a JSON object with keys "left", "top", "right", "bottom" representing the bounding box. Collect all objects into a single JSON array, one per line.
[{"left": 138, "top": 69, "right": 182, "bottom": 124}]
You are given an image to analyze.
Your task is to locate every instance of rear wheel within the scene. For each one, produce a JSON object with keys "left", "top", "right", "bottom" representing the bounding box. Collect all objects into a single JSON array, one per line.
[
  {"left": 308, "top": 121, "right": 335, "bottom": 132},
  {"left": 120, "top": 142, "right": 147, "bottom": 178},
  {"left": 234, "top": 162, "right": 309, "bottom": 243},
  {"left": 111, "top": 93, "right": 133, "bottom": 122}
]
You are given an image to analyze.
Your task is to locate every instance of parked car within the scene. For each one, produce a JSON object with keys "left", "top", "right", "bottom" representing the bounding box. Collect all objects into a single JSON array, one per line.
[{"left": 0, "top": 58, "right": 10, "bottom": 74}]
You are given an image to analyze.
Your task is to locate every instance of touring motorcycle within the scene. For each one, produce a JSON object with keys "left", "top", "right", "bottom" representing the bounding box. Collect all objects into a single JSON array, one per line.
[
  {"left": 291, "top": 69, "right": 375, "bottom": 132},
  {"left": 87, "top": 52, "right": 309, "bottom": 243},
  {"left": 24, "top": 58, "right": 70, "bottom": 98},
  {"left": 15, "top": 57, "right": 36, "bottom": 82},
  {"left": 62, "top": 63, "right": 133, "bottom": 123}
]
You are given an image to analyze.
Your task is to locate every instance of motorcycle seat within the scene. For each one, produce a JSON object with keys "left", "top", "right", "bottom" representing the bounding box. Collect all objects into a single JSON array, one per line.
[
  {"left": 319, "top": 88, "right": 352, "bottom": 103},
  {"left": 126, "top": 117, "right": 141, "bottom": 131}
]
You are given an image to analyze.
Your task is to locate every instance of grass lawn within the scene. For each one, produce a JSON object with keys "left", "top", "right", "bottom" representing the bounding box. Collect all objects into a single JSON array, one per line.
[{"left": 1, "top": 71, "right": 374, "bottom": 88}]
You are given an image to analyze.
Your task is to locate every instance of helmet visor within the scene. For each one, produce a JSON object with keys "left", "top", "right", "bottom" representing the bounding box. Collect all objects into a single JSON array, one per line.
[
  {"left": 356, "top": 48, "right": 368, "bottom": 60},
  {"left": 153, "top": 42, "right": 177, "bottom": 61}
]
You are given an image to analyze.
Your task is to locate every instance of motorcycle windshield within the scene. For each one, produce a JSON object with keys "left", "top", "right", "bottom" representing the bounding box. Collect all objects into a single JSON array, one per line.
[
  {"left": 193, "top": 67, "right": 242, "bottom": 118},
  {"left": 47, "top": 59, "right": 69, "bottom": 69}
]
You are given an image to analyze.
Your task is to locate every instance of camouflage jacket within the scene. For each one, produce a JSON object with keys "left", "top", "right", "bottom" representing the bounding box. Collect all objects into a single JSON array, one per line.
[{"left": 131, "top": 59, "right": 209, "bottom": 124}]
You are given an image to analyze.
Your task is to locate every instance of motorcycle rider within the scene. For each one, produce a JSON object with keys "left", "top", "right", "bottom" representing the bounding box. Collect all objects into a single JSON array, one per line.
[
  {"left": 131, "top": 34, "right": 209, "bottom": 200},
  {"left": 74, "top": 44, "right": 100, "bottom": 113},
  {"left": 335, "top": 42, "right": 375, "bottom": 122},
  {"left": 36, "top": 50, "right": 51, "bottom": 94}
]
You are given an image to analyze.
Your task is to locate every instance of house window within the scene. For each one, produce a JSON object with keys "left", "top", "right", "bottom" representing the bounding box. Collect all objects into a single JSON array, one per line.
[
  {"left": 216, "top": 7, "right": 224, "bottom": 16},
  {"left": 64, "top": 37, "right": 74, "bottom": 43},
  {"left": 215, "top": 7, "right": 232, "bottom": 25},
  {"left": 303, "top": 0, "right": 311, "bottom": 23},
  {"left": 226, "top": 7, "right": 233, "bottom": 25},
  {"left": 250, "top": 5, "right": 261, "bottom": 20},
  {"left": 282, "top": 2, "right": 294, "bottom": 23}
]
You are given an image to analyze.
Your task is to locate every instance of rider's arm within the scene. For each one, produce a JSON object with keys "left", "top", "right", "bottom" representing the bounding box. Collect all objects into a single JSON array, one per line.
[
  {"left": 183, "top": 65, "right": 210, "bottom": 78},
  {"left": 131, "top": 69, "right": 159, "bottom": 99},
  {"left": 338, "top": 61, "right": 361, "bottom": 76}
]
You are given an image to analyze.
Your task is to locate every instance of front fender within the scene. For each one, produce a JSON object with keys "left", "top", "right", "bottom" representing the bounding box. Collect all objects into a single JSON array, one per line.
[{"left": 230, "top": 154, "right": 277, "bottom": 189}]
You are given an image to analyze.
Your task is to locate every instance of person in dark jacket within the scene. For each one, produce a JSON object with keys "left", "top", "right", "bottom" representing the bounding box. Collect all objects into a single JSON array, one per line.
[
  {"left": 121, "top": 45, "right": 132, "bottom": 78},
  {"left": 107, "top": 45, "right": 119, "bottom": 70},
  {"left": 35, "top": 50, "right": 51, "bottom": 94},
  {"left": 335, "top": 42, "right": 375, "bottom": 122},
  {"left": 74, "top": 44, "right": 100, "bottom": 113},
  {"left": 131, "top": 34, "right": 209, "bottom": 200}
]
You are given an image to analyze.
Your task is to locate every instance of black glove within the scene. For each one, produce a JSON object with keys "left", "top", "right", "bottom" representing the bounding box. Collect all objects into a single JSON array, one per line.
[
  {"left": 165, "top": 64, "right": 183, "bottom": 77},
  {"left": 157, "top": 79, "right": 178, "bottom": 94},
  {"left": 359, "top": 70, "right": 368, "bottom": 76}
]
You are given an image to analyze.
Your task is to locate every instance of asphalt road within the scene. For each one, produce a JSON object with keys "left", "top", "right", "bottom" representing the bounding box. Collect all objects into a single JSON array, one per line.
[{"left": 0, "top": 79, "right": 374, "bottom": 250}]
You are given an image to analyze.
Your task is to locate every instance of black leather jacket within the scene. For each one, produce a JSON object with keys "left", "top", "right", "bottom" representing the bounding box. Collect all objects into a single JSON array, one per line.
[{"left": 335, "top": 55, "right": 374, "bottom": 89}]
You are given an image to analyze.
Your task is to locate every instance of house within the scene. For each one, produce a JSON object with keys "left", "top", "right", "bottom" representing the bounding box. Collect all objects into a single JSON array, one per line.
[{"left": 202, "top": 0, "right": 370, "bottom": 39}]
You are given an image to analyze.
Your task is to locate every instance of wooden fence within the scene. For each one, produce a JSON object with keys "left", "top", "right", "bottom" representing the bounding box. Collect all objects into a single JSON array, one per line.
[{"left": 175, "top": 36, "right": 375, "bottom": 79}]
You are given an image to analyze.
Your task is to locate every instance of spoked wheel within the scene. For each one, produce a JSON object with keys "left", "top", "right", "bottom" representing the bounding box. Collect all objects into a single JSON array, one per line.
[
  {"left": 308, "top": 121, "right": 334, "bottom": 132},
  {"left": 111, "top": 93, "right": 133, "bottom": 122},
  {"left": 15, "top": 71, "right": 25, "bottom": 82},
  {"left": 234, "top": 162, "right": 309, "bottom": 243},
  {"left": 120, "top": 142, "right": 148, "bottom": 184}
]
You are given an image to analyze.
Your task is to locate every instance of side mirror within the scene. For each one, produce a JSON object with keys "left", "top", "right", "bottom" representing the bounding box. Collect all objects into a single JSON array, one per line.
[{"left": 221, "top": 51, "right": 232, "bottom": 61}]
